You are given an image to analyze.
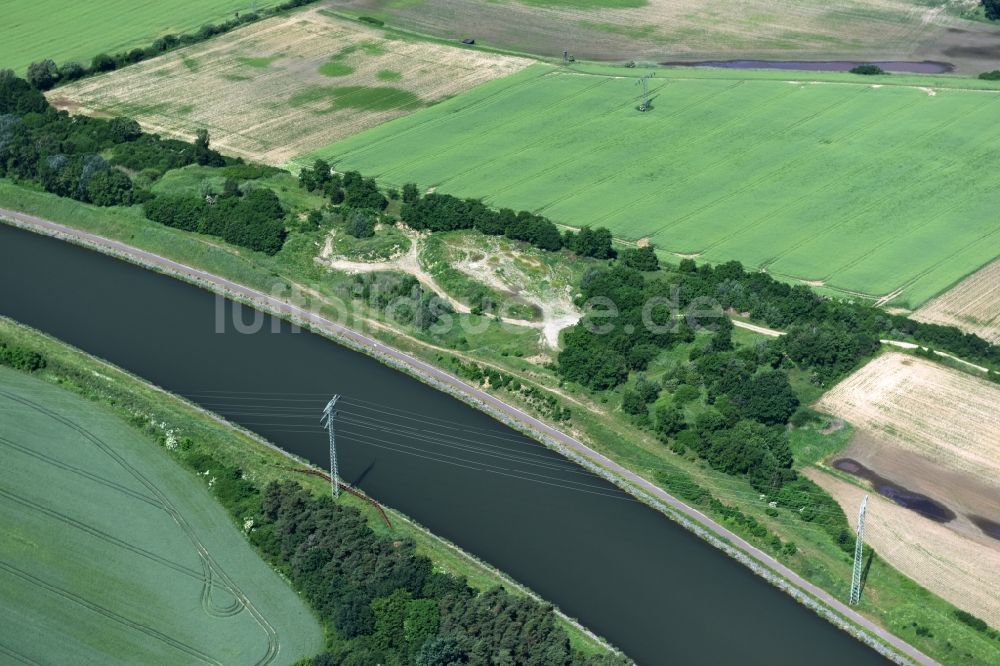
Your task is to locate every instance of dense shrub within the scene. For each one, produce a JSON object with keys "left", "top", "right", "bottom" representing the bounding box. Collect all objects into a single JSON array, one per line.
[
  {"left": 620, "top": 245, "right": 659, "bottom": 271},
  {"left": 849, "top": 64, "right": 886, "bottom": 75},
  {"left": 0, "top": 343, "right": 46, "bottom": 372},
  {"left": 345, "top": 209, "right": 376, "bottom": 238},
  {"left": 144, "top": 188, "right": 287, "bottom": 254}
]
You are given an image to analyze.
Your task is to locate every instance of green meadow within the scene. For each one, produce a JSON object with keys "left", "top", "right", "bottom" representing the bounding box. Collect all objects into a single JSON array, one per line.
[
  {"left": 304, "top": 64, "right": 1000, "bottom": 307},
  {"left": 0, "top": 367, "right": 323, "bottom": 665},
  {"left": 0, "top": 0, "right": 260, "bottom": 75}
]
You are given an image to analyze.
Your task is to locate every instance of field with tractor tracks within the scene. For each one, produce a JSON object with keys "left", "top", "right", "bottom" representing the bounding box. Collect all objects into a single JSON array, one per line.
[{"left": 0, "top": 367, "right": 322, "bottom": 665}]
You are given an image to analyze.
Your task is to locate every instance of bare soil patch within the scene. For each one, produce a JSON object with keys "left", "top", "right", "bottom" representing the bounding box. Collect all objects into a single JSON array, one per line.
[
  {"left": 330, "top": 0, "right": 1000, "bottom": 71},
  {"left": 807, "top": 469, "right": 1000, "bottom": 629},
  {"left": 817, "top": 352, "right": 1000, "bottom": 489},
  {"left": 51, "top": 9, "right": 530, "bottom": 164},
  {"left": 913, "top": 257, "right": 1000, "bottom": 343}
]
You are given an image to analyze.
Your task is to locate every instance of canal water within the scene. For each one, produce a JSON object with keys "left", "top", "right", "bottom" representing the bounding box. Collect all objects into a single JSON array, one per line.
[{"left": 0, "top": 224, "right": 886, "bottom": 665}]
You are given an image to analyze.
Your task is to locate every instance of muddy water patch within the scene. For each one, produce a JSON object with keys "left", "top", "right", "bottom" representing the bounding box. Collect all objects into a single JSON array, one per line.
[
  {"left": 662, "top": 60, "right": 954, "bottom": 74},
  {"left": 833, "top": 458, "right": 956, "bottom": 522},
  {"left": 969, "top": 515, "right": 1000, "bottom": 541}
]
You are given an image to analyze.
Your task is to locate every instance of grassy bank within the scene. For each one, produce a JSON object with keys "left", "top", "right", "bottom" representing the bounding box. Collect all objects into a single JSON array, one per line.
[{"left": 0, "top": 316, "right": 613, "bottom": 658}]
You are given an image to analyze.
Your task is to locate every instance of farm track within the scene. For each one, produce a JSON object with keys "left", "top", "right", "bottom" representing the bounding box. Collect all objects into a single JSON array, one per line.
[
  {"left": 0, "top": 434, "right": 163, "bottom": 508},
  {"left": 0, "top": 389, "right": 281, "bottom": 666},
  {"left": 0, "top": 643, "right": 42, "bottom": 666}
]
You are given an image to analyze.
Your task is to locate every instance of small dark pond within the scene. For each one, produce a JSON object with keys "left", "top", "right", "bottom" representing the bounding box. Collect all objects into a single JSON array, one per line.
[
  {"left": 968, "top": 515, "right": 1000, "bottom": 541},
  {"left": 833, "top": 459, "right": 956, "bottom": 523},
  {"left": 662, "top": 60, "right": 954, "bottom": 74}
]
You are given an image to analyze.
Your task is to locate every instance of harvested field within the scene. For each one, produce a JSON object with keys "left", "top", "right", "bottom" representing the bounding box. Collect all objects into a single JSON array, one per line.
[
  {"left": 51, "top": 9, "right": 531, "bottom": 163},
  {"left": 807, "top": 469, "right": 1000, "bottom": 630},
  {"left": 816, "top": 352, "right": 1000, "bottom": 489},
  {"left": 329, "top": 0, "right": 1000, "bottom": 71},
  {"left": 0, "top": 367, "right": 323, "bottom": 664},
  {"left": 305, "top": 64, "right": 1000, "bottom": 306},
  {"left": 912, "top": 258, "right": 1000, "bottom": 343}
]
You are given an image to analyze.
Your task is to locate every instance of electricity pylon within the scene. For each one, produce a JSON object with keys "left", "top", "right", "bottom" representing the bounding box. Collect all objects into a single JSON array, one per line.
[
  {"left": 850, "top": 494, "right": 869, "bottom": 605},
  {"left": 636, "top": 73, "right": 654, "bottom": 112},
  {"left": 321, "top": 395, "right": 341, "bottom": 498}
]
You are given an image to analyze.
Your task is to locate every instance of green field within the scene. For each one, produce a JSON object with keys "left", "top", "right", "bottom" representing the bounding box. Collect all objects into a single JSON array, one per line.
[
  {"left": 0, "top": 367, "right": 323, "bottom": 664},
  {"left": 0, "top": 0, "right": 258, "bottom": 75},
  {"left": 304, "top": 64, "right": 1000, "bottom": 307}
]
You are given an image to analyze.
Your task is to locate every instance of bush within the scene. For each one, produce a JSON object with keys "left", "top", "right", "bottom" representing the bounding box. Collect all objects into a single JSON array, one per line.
[
  {"left": 346, "top": 209, "right": 376, "bottom": 238},
  {"left": 26, "top": 60, "right": 59, "bottom": 90},
  {"left": 620, "top": 245, "right": 659, "bottom": 271},
  {"left": 0, "top": 343, "right": 46, "bottom": 372},
  {"left": 849, "top": 64, "right": 886, "bottom": 75},
  {"left": 91, "top": 53, "right": 116, "bottom": 73},
  {"left": 58, "top": 61, "right": 86, "bottom": 82},
  {"left": 979, "top": 70, "right": 1000, "bottom": 80},
  {"left": 953, "top": 609, "right": 990, "bottom": 633}
]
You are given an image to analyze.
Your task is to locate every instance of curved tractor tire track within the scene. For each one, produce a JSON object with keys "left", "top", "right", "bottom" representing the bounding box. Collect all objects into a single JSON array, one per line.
[{"left": 0, "top": 389, "right": 280, "bottom": 666}]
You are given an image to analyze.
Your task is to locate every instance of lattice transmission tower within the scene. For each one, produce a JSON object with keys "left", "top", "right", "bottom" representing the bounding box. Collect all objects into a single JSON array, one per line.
[
  {"left": 850, "top": 494, "right": 869, "bottom": 605},
  {"left": 321, "top": 395, "right": 341, "bottom": 498}
]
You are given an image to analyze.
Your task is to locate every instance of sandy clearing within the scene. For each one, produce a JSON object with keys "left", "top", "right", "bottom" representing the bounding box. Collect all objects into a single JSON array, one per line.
[
  {"left": 807, "top": 469, "right": 1000, "bottom": 629},
  {"left": 817, "top": 352, "right": 1000, "bottom": 489},
  {"left": 315, "top": 227, "right": 571, "bottom": 348},
  {"left": 50, "top": 9, "right": 531, "bottom": 164},
  {"left": 913, "top": 258, "right": 1000, "bottom": 343}
]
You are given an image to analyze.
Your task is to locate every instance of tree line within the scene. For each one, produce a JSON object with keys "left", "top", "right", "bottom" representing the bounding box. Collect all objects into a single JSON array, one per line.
[
  {"left": 1, "top": 70, "right": 292, "bottom": 255},
  {"left": 22, "top": 0, "right": 321, "bottom": 89},
  {"left": 180, "top": 442, "right": 627, "bottom": 665},
  {"left": 399, "top": 190, "right": 615, "bottom": 258}
]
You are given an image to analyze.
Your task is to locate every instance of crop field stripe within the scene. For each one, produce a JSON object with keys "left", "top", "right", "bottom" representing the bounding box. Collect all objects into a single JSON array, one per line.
[
  {"left": 534, "top": 83, "right": 857, "bottom": 218},
  {"left": 0, "top": 559, "right": 224, "bottom": 665},
  {"left": 411, "top": 77, "right": 667, "bottom": 195},
  {"left": 635, "top": 88, "right": 920, "bottom": 243},
  {"left": 389, "top": 78, "right": 745, "bottom": 201},
  {"left": 687, "top": 94, "right": 926, "bottom": 256},
  {"left": 759, "top": 94, "right": 1000, "bottom": 273},
  {"left": 0, "top": 389, "right": 281, "bottom": 666},
  {"left": 698, "top": 93, "right": 1000, "bottom": 283},
  {"left": 816, "top": 135, "right": 1000, "bottom": 285},
  {"left": 316, "top": 66, "right": 555, "bottom": 168},
  {"left": 553, "top": 84, "right": 863, "bottom": 230},
  {"left": 372, "top": 73, "right": 622, "bottom": 183},
  {"left": 0, "top": 485, "right": 211, "bottom": 582},
  {"left": 472, "top": 82, "right": 778, "bottom": 205}
]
